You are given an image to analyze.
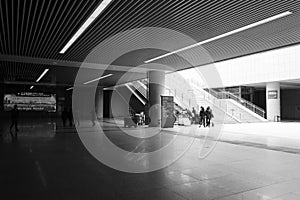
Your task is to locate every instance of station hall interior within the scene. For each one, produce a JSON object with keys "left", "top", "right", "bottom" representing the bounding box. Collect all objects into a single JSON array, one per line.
[{"left": 1, "top": 0, "right": 300, "bottom": 200}]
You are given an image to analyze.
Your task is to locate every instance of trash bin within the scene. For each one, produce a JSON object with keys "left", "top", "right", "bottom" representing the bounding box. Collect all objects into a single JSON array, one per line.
[{"left": 274, "top": 115, "right": 280, "bottom": 122}]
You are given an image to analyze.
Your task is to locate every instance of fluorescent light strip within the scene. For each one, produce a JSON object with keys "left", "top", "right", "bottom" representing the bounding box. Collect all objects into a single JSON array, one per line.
[
  {"left": 59, "top": 0, "right": 113, "bottom": 54},
  {"left": 36, "top": 69, "right": 49, "bottom": 82},
  {"left": 66, "top": 87, "right": 73, "bottom": 91},
  {"left": 83, "top": 74, "right": 113, "bottom": 85},
  {"left": 145, "top": 11, "right": 292, "bottom": 63},
  {"left": 30, "top": 86, "right": 34, "bottom": 89}
]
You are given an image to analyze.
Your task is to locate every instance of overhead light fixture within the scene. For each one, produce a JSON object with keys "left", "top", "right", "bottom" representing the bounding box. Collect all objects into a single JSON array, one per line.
[
  {"left": 36, "top": 69, "right": 49, "bottom": 82},
  {"left": 66, "top": 87, "right": 73, "bottom": 91},
  {"left": 59, "top": 0, "right": 113, "bottom": 54},
  {"left": 30, "top": 86, "right": 34, "bottom": 90},
  {"left": 144, "top": 11, "right": 292, "bottom": 63},
  {"left": 83, "top": 74, "right": 113, "bottom": 85}
]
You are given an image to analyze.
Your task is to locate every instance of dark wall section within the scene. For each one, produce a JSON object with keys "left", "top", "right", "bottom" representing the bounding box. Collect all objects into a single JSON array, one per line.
[
  {"left": 281, "top": 89, "right": 300, "bottom": 120},
  {"left": 103, "top": 90, "right": 112, "bottom": 118},
  {"left": 253, "top": 89, "right": 266, "bottom": 111}
]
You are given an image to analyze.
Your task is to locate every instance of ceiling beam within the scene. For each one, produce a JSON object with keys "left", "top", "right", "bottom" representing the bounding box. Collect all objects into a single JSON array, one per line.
[{"left": 0, "top": 54, "right": 172, "bottom": 73}]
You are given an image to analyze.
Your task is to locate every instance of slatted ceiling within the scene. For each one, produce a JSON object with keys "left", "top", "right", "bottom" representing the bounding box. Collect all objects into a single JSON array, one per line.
[
  {"left": 0, "top": 61, "right": 50, "bottom": 82},
  {"left": 1, "top": 0, "right": 300, "bottom": 82},
  {"left": 0, "top": 0, "right": 101, "bottom": 57},
  {"left": 35, "top": 1, "right": 91, "bottom": 58}
]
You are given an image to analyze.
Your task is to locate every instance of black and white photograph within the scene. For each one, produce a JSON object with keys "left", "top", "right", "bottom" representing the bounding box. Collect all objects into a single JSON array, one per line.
[{"left": 1, "top": 0, "right": 300, "bottom": 199}]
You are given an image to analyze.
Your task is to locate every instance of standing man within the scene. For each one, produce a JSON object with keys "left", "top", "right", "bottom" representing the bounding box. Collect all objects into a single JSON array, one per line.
[{"left": 10, "top": 105, "right": 19, "bottom": 138}]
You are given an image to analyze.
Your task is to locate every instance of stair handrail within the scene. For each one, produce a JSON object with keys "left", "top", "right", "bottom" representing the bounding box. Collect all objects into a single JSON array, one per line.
[
  {"left": 207, "top": 89, "right": 265, "bottom": 118},
  {"left": 130, "top": 81, "right": 147, "bottom": 99},
  {"left": 189, "top": 86, "right": 241, "bottom": 122}
]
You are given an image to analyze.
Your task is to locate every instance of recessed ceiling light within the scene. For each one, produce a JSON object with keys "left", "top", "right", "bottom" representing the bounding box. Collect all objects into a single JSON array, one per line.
[
  {"left": 59, "top": 0, "right": 114, "bottom": 54},
  {"left": 36, "top": 69, "right": 49, "bottom": 82},
  {"left": 83, "top": 74, "right": 113, "bottom": 85},
  {"left": 30, "top": 86, "right": 34, "bottom": 90},
  {"left": 144, "top": 11, "right": 292, "bottom": 63}
]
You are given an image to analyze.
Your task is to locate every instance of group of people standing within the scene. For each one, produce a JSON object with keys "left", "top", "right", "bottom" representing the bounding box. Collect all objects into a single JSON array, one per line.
[
  {"left": 199, "top": 106, "right": 214, "bottom": 127},
  {"left": 191, "top": 106, "right": 214, "bottom": 127}
]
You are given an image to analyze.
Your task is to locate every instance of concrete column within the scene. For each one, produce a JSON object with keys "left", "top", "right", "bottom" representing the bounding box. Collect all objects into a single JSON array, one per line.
[
  {"left": 95, "top": 87, "right": 103, "bottom": 119},
  {"left": 148, "top": 71, "right": 165, "bottom": 127},
  {"left": 266, "top": 82, "right": 280, "bottom": 121}
]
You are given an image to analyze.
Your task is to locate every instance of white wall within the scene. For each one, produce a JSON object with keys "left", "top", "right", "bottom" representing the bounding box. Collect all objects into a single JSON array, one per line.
[{"left": 196, "top": 44, "right": 300, "bottom": 88}]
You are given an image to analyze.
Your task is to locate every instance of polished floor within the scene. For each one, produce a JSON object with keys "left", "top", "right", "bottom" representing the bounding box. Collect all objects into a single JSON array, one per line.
[{"left": 1, "top": 119, "right": 300, "bottom": 200}]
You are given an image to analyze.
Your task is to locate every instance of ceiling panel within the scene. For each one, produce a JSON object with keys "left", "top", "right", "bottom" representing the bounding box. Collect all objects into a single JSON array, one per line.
[{"left": 1, "top": 0, "right": 300, "bottom": 85}]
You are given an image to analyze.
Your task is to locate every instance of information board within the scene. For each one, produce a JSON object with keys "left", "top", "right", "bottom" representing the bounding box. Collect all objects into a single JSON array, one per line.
[
  {"left": 4, "top": 92, "right": 56, "bottom": 112},
  {"left": 161, "top": 96, "right": 174, "bottom": 128}
]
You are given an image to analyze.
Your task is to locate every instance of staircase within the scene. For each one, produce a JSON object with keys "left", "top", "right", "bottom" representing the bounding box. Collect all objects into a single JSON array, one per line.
[
  {"left": 201, "top": 88, "right": 267, "bottom": 122},
  {"left": 121, "top": 78, "right": 267, "bottom": 124}
]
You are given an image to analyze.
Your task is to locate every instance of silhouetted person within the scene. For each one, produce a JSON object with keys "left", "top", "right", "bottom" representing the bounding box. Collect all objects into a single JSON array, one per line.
[
  {"left": 205, "top": 106, "right": 213, "bottom": 127},
  {"left": 199, "top": 107, "right": 206, "bottom": 127},
  {"left": 67, "top": 108, "right": 73, "bottom": 127},
  {"left": 62, "top": 108, "right": 68, "bottom": 127},
  {"left": 10, "top": 105, "right": 19, "bottom": 138}
]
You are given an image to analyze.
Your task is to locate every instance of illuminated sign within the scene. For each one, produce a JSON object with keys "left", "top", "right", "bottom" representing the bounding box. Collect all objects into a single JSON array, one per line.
[{"left": 268, "top": 90, "right": 278, "bottom": 99}]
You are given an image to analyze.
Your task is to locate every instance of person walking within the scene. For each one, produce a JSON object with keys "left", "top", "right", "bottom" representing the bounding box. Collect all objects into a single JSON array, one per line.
[
  {"left": 205, "top": 106, "right": 214, "bottom": 127},
  {"left": 10, "top": 105, "right": 19, "bottom": 138},
  {"left": 199, "top": 106, "right": 206, "bottom": 127}
]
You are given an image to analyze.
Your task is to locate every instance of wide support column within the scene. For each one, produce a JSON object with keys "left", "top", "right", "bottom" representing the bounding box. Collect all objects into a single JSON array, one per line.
[
  {"left": 148, "top": 71, "right": 165, "bottom": 127},
  {"left": 95, "top": 86, "right": 103, "bottom": 119},
  {"left": 266, "top": 82, "right": 281, "bottom": 121}
]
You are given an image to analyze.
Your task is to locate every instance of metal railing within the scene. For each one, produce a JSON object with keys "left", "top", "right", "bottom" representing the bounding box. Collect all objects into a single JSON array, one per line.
[
  {"left": 130, "top": 81, "right": 147, "bottom": 99},
  {"left": 205, "top": 89, "right": 265, "bottom": 118},
  {"left": 189, "top": 86, "right": 241, "bottom": 121},
  {"left": 128, "top": 78, "right": 265, "bottom": 121}
]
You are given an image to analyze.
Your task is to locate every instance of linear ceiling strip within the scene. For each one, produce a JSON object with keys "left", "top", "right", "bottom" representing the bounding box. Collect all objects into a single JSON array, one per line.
[
  {"left": 52, "top": 1, "right": 99, "bottom": 59},
  {"left": 46, "top": 0, "right": 81, "bottom": 57},
  {"left": 67, "top": 0, "right": 130, "bottom": 58},
  {"left": 26, "top": 0, "right": 43, "bottom": 56},
  {"left": 34, "top": 0, "right": 57, "bottom": 58},
  {"left": 38, "top": 0, "right": 64, "bottom": 58},
  {"left": 32, "top": 0, "right": 52, "bottom": 56},
  {"left": 40, "top": 1, "right": 71, "bottom": 57}
]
